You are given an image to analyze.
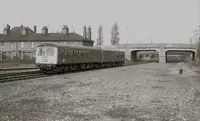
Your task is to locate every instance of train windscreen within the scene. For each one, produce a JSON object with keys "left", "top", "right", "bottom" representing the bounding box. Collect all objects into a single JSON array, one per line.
[
  {"left": 37, "top": 47, "right": 55, "bottom": 56},
  {"left": 46, "top": 48, "right": 55, "bottom": 56},
  {"left": 38, "top": 48, "right": 45, "bottom": 56}
]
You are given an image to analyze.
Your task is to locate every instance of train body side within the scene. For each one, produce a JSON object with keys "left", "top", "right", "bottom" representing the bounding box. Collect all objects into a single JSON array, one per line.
[
  {"left": 57, "top": 47, "right": 125, "bottom": 65},
  {"left": 57, "top": 46, "right": 102, "bottom": 64},
  {"left": 35, "top": 43, "right": 125, "bottom": 72},
  {"left": 102, "top": 49, "right": 125, "bottom": 63}
]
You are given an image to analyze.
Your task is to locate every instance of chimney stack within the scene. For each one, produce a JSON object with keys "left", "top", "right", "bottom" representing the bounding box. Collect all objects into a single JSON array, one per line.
[
  {"left": 87, "top": 26, "right": 92, "bottom": 40},
  {"left": 42, "top": 26, "right": 48, "bottom": 34},
  {"left": 62, "top": 25, "right": 69, "bottom": 35},
  {"left": 7, "top": 24, "right": 10, "bottom": 31},
  {"left": 3, "top": 24, "right": 11, "bottom": 35},
  {"left": 22, "top": 27, "right": 28, "bottom": 35},
  {"left": 34, "top": 26, "right": 37, "bottom": 33},
  {"left": 83, "top": 25, "right": 87, "bottom": 39},
  {"left": 20, "top": 25, "right": 24, "bottom": 35},
  {"left": 20, "top": 25, "right": 23, "bottom": 30}
]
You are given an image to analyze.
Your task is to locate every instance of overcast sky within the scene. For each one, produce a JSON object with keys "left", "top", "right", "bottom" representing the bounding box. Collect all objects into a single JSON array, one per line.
[{"left": 0, "top": 0, "right": 199, "bottom": 45}]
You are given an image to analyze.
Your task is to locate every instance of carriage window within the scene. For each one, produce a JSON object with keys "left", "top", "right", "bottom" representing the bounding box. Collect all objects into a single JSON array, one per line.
[
  {"left": 81, "top": 53, "right": 85, "bottom": 58},
  {"left": 1, "top": 42, "right": 4, "bottom": 47},
  {"left": 46, "top": 48, "right": 54, "bottom": 56},
  {"left": 33, "top": 51, "right": 36, "bottom": 57},
  {"left": 38, "top": 48, "right": 45, "bottom": 56},
  {"left": 85, "top": 53, "right": 88, "bottom": 58}
]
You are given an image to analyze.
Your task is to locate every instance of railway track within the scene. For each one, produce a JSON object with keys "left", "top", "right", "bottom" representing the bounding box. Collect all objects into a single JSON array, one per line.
[
  {"left": 0, "top": 62, "right": 151, "bottom": 83},
  {"left": 123, "top": 62, "right": 150, "bottom": 66},
  {"left": 0, "top": 67, "right": 38, "bottom": 71},
  {"left": 0, "top": 71, "right": 47, "bottom": 83}
]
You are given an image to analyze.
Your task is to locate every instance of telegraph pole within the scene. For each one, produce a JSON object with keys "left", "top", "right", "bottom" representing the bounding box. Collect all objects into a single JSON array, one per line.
[
  {"left": 133, "top": 30, "right": 135, "bottom": 44},
  {"left": 151, "top": 36, "right": 153, "bottom": 44},
  {"left": 126, "top": 26, "right": 129, "bottom": 44}
]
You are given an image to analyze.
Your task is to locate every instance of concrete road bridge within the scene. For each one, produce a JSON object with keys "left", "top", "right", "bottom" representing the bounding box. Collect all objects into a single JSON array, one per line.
[{"left": 106, "top": 43, "right": 197, "bottom": 63}]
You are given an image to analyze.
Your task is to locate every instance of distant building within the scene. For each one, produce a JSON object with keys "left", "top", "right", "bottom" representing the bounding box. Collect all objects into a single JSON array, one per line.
[{"left": 0, "top": 24, "right": 94, "bottom": 62}]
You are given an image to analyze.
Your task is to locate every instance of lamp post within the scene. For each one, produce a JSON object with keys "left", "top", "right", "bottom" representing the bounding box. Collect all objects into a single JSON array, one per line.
[
  {"left": 151, "top": 36, "right": 153, "bottom": 44},
  {"left": 126, "top": 25, "right": 136, "bottom": 44},
  {"left": 126, "top": 26, "right": 128, "bottom": 44}
]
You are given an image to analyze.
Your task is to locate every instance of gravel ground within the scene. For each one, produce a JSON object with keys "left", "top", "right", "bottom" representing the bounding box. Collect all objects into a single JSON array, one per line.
[{"left": 0, "top": 63, "right": 200, "bottom": 121}]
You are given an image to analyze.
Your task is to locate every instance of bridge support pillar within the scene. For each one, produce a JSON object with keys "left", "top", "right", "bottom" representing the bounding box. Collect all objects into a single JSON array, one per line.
[
  {"left": 159, "top": 46, "right": 166, "bottom": 63},
  {"left": 159, "top": 56, "right": 166, "bottom": 63},
  {"left": 125, "top": 50, "right": 131, "bottom": 62}
]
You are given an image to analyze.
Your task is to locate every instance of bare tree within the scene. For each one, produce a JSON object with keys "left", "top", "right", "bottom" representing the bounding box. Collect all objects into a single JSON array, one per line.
[
  {"left": 96, "top": 24, "right": 103, "bottom": 46},
  {"left": 197, "top": 36, "right": 200, "bottom": 62},
  {"left": 110, "top": 22, "right": 120, "bottom": 45}
]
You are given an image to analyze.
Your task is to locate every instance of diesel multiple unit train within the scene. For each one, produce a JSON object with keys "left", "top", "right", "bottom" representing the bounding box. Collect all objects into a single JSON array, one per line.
[{"left": 36, "top": 43, "right": 125, "bottom": 73}]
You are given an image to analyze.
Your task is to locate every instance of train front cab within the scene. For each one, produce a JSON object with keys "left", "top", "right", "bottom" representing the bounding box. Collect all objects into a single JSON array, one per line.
[{"left": 36, "top": 45, "right": 58, "bottom": 72}]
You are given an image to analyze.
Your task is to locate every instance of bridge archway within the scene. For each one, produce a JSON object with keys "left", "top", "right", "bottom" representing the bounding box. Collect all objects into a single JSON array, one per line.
[
  {"left": 138, "top": 55, "right": 144, "bottom": 60},
  {"left": 130, "top": 49, "right": 158, "bottom": 62},
  {"left": 145, "top": 55, "right": 150, "bottom": 60},
  {"left": 165, "top": 50, "right": 196, "bottom": 63},
  {"left": 151, "top": 55, "right": 156, "bottom": 59}
]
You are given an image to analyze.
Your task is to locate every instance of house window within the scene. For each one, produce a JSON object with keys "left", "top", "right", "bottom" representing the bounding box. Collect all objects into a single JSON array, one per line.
[
  {"left": 31, "top": 42, "right": 34, "bottom": 48},
  {"left": 21, "top": 42, "right": 24, "bottom": 48},
  {"left": 1, "top": 42, "right": 4, "bottom": 48},
  {"left": 33, "top": 51, "right": 36, "bottom": 57},
  {"left": 11, "top": 42, "right": 14, "bottom": 48}
]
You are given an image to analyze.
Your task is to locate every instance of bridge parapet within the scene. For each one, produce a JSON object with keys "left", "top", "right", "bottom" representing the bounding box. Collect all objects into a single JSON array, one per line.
[
  {"left": 164, "top": 44, "right": 196, "bottom": 49},
  {"left": 118, "top": 43, "right": 196, "bottom": 49},
  {"left": 119, "top": 43, "right": 161, "bottom": 48}
]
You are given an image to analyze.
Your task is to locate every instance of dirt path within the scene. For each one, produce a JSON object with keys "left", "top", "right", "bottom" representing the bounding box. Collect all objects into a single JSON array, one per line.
[{"left": 0, "top": 63, "right": 200, "bottom": 121}]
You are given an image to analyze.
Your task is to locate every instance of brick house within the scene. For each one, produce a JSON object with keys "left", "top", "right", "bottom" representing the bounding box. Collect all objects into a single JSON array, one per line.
[{"left": 0, "top": 24, "right": 94, "bottom": 63}]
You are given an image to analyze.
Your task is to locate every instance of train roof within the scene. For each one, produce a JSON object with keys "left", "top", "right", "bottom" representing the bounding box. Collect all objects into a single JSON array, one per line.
[
  {"left": 37, "top": 43, "right": 101, "bottom": 50},
  {"left": 100, "top": 47, "right": 125, "bottom": 52},
  {"left": 37, "top": 43, "right": 125, "bottom": 52}
]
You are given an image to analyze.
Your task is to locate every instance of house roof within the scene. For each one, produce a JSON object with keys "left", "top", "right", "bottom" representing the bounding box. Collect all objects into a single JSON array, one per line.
[
  {"left": 38, "top": 43, "right": 101, "bottom": 51},
  {"left": 5, "top": 27, "right": 34, "bottom": 37},
  {"left": 38, "top": 43, "right": 125, "bottom": 52},
  {"left": 0, "top": 26, "right": 94, "bottom": 43}
]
